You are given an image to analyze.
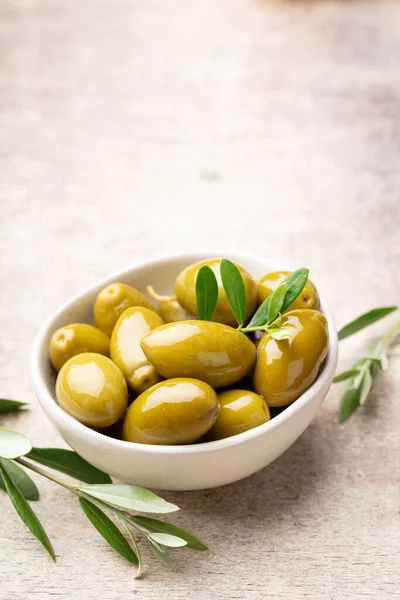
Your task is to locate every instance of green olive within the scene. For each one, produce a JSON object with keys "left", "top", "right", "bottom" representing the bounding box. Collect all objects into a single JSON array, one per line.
[
  {"left": 110, "top": 307, "right": 164, "bottom": 394},
  {"left": 141, "top": 320, "right": 256, "bottom": 388},
  {"left": 93, "top": 282, "right": 154, "bottom": 336},
  {"left": 56, "top": 353, "right": 128, "bottom": 428},
  {"left": 158, "top": 298, "right": 193, "bottom": 323},
  {"left": 122, "top": 378, "right": 218, "bottom": 445},
  {"left": 206, "top": 389, "right": 270, "bottom": 441},
  {"left": 175, "top": 259, "right": 257, "bottom": 326},
  {"left": 257, "top": 271, "right": 320, "bottom": 311},
  {"left": 253, "top": 309, "right": 329, "bottom": 407},
  {"left": 49, "top": 324, "right": 110, "bottom": 372}
]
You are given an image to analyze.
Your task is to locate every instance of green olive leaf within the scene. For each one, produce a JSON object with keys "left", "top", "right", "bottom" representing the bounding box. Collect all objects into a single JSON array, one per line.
[
  {"left": 339, "top": 378, "right": 363, "bottom": 423},
  {"left": 247, "top": 297, "right": 272, "bottom": 328},
  {"left": 148, "top": 533, "right": 187, "bottom": 548},
  {"left": 0, "top": 428, "right": 32, "bottom": 460},
  {"left": 338, "top": 306, "right": 398, "bottom": 341},
  {"left": 220, "top": 259, "right": 247, "bottom": 327},
  {"left": 247, "top": 268, "right": 309, "bottom": 329},
  {"left": 195, "top": 265, "right": 219, "bottom": 321},
  {"left": 79, "top": 497, "right": 138, "bottom": 565},
  {"left": 148, "top": 539, "right": 172, "bottom": 567},
  {"left": 0, "top": 463, "right": 55, "bottom": 561},
  {"left": 118, "top": 519, "right": 143, "bottom": 579},
  {"left": 333, "top": 368, "right": 361, "bottom": 383},
  {"left": 131, "top": 516, "right": 208, "bottom": 551},
  {"left": 268, "top": 313, "right": 282, "bottom": 328},
  {"left": 359, "top": 366, "right": 374, "bottom": 406},
  {"left": 279, "top": 268, "right": 309, "bottom": 314},
  {"left": 27, "top": 447, "right": 112, "bottom": 484},
  {"left": 0, "top": 399, "right": 27, "bottom": 413},
  {"left": 0, "top": 458, "right": 39, "bottom": 501},
  {"left": 77, "top": 484, "right": 179, "bottom": 514},
  {"left": 267, "top": 282, "right": 287, "bottom": 324},
  {"left": 267, "top": 328, "right": 291, "bottom": 341}
]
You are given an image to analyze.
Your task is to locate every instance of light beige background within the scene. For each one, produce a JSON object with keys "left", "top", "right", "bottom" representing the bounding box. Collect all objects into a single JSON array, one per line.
[{"left": 0, "top": 1, "right": 399, "bottom": 598}]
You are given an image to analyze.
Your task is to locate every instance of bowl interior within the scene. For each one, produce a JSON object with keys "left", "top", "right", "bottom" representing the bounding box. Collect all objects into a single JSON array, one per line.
[{"left": 33, "top": 252, "right": 337, "bottom": 454}]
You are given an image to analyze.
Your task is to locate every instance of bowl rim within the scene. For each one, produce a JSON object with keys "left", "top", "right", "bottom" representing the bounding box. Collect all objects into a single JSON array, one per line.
[{"left": 31, "top": 250, "right": 338, "bottom": 456}]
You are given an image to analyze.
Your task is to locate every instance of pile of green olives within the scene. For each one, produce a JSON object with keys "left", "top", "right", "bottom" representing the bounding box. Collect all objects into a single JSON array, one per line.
[{"left": 50, "top": 259, "right": 329, "bottom": 446}]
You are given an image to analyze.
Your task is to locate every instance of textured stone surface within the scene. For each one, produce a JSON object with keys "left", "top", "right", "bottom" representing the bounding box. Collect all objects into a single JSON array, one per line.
[{"left": 0, "top": 0, "right": 399, "bottom": 598}]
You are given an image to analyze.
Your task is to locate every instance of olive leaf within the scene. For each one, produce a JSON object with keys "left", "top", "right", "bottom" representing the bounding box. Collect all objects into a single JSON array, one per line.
[
  {"left": 220, "top": 259, "right": 247, "bottom": 327},
  {"left": 79, "top": 497, "right": 139, "bottom": 565},
  {"left": 195, "top": 265, "right": 219, "bottom": 321},
  {"left": 131, "top": 516, "right": 208, "bottom": 551},
  {"left": 27, "top": 447, "right": 112, "bottom": 484},
  {"left": 148, "top": 533, "right": 187, "bottom": 548},
  {"left": 269, "top": 314, "right": 282, "bottom": 328},
  {"left": 0, "top": 399, "right": 26, "bottom": 413},
  {"left": 0, "top": 428, "right": 32, "bottom": 460},
  {"left": 267, "top": 282, "right": 287, "bottom": 324},
  {"left": 339, "top": 377, "right": 363, "bottom": 423},
  {"left": 0, "top": 462, "right": 55, "bottom": 561},
  {"left": 247, "top": 268, "right": 309, "bottom": 329},
  {"left": 0, "top": 458, "right": 39, "bottom": 501},
  {"left": 77, "top": 484, "right": 179, "bottom": 514},
  {"left": 118, "top": 519, "right": 143, "bottom": 578},
  {"left": 336, "top": 360, "right": 377, "bottom": 421},
  {"left": 268, "top": 328, "right": 291, "bottom": 341},
  {"left": 333, "top": 368, "right": 361, "bottom": 383},
  {"left": 359, "top": 366, "right": 373, "bottom": 406},
  {"left": 338, "top": 306, "right": 398, "bottom": 341},
  {"left": 279, "top": 268, "right": 309, "bottom": 314},
  {"left": 148, "top": 539, "right": 172, "bottom": 567}
]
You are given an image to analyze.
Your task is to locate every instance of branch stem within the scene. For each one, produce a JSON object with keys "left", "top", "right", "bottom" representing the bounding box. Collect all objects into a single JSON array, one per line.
[
  {"left": 15, "top": 457, "right": 75, "bottom": 491},
  {"left": 146, "top": 285, "right": 175, "bottom": 303}
]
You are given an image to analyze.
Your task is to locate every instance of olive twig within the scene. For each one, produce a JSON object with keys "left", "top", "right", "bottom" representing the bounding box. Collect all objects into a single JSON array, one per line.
[
  {"left": 334, "top": 307, "right": 400, "bottom": 422},
  {"left": 16, "top": 457, "right": 75, "bottom": 491},
  {"left": 0, "top": 422, "right": 206, "bottom": 573}
]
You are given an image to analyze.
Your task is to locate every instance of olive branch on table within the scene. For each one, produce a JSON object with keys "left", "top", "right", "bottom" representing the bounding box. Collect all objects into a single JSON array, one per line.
[
  {"left": 0, "top": 417, "right": 207, "bottom": 577},
  {"left": 333, "top": 306, "right": 399, "bottom": 421}
]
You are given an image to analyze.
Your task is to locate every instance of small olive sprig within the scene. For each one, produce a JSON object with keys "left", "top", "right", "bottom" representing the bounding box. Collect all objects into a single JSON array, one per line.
[
  {"left": 196, "top": 260, "right": 400, "bottom": 423},
  {"left": 333, "top": 306, "right": 399, "bottom": 422},
  {"left": 195, "top": 259, "right": 309, "bottom": 340},
  {"left": 0, "top": 407, "right": 207, "bottom": 576}
]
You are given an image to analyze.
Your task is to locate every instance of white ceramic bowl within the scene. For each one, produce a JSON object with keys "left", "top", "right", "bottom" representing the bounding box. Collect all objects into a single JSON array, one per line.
[{"left": 31, "top": 252, "right": 338, "bottom": 491}]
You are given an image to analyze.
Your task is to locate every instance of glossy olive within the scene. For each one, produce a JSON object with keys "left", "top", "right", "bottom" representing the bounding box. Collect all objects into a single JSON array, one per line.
[
  {"left": 56, "top": 353, "right": 128, "bottom": 428},
  {"left": 141, "top": 320, "right": 256, "bottom": 388},
  {"left": 122, "top": 378, "right": 218, "bottom": 445},
  {"left": 158, "top": 298, "right": 193, "bottom": 323},
  {"left": 206, "top": 389, "right": 270, "bottom": 441},
  {"left": 110, "top": 307, "right": 164, "bottom": 393},
  {"left": 175, "top": 259, "right": 257, "bottom": 326},
  {"left": 252, "top": 309, "right": 329, "bottom": 407},
  {"left": 49, "top": 324, "right": 110, "bottom": 372},
  {"left": 93, "top": 282, "right": 154, "bottom": 336},
  {"left": 257, "top": 271, "right": 320, "bottom": 312}
]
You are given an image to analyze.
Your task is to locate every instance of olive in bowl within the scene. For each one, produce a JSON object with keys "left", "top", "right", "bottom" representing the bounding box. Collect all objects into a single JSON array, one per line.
[
  {"left": 56, "top": 353, "right": 128, "bottom": 428},
  {"left": 205, "top": 389, "right": 270, "bottom": 441},
  {"left": 123, "top": 378, "right": 218, "bottom": 445}
]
